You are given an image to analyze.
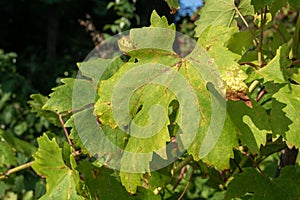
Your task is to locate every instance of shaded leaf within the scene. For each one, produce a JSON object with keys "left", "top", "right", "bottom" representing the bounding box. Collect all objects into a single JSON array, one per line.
[
  {"left": 225, "top": 166, "right": 300, "bottom": 200},
  {"left": 251, "top": 0, "right": 274, "bottom": 11},
  {"left": 28, "top": 94, "right": 60, "bottom": 126},
  {"left": 227, "top": 100, "right": 270, "bottom": 154},
  {"left": 0, "top": 134, "right": 17, "bottom": 169},
  {"left": 77, "top": 161, "right": 133, "bottom": 199},
  {"left": 0, "top": 130, "right": 37, "bottom": 158}
]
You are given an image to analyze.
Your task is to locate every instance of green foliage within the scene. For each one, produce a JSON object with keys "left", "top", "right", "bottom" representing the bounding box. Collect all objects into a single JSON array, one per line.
[
  {"left": 32, "top": 134, "right": 84, "bottom": 199},
  {"left": 1, "top": 0, "right": 300, "bottom": 199},
  {"left": 225, "top": 166, "right": 300, "bottom": 199}
]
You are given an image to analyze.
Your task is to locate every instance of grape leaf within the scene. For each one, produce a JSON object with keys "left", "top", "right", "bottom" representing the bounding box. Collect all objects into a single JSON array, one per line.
[
  {"left": 198, "top": 25, "right": 238, "bottom": 47},
  {"left": 225, "top": 166, "right": 300, "bottom": 200},
  {"left": 195, "top": 0, "right": 254, "bottom": 37},
  {"left": 77, "top": 160, "right": 134, "bottom": 199},
  {"left": 77, "top": 57, "right": 124, "bottom": 83},
  {"left": 227, "top": 30, "right": 254, "bottom": 55},
  {"left": 0, "top": 130, "right": 37, "bottom": 157},
  {"left": 120, "top": 171, "right": 143, "bottom": 194},
  {"left": 227, "top": 100, "right": 270, "bottom": 154},
  {"left": 269, "top": 98, "right": 292, "bottom": 138},
  {"left": 289, "top": 0, "right": 300, "bottom": 7},
  {"left": 257, "top": 44, "right": 291, "bottom": 83},
  {"left": 272, "top": 84, "right": 300, "bottom": 148},
  {"left": 200, "top": 113, "right": 239, "bottom": 169},
  {"left": 28, "top": 94, "right": 60, "bottom": 126},
  {"left": 164, "top": 0, "right": 180, "bottom": 14},
  {"left": 43, "top": 78, "right": 74, "bottom": 114},
  {"left": 251, "top": 0, "right": 274, "bottom": 11},
  {"left": 0, "top": 132, "right": 17, "bottom": 169},
  {"left": 32, "top": 134, "right": 84, "bottom": 200},
  {"left": 150, "top": 10, "right": 175, "bottom": 30},
  {"left": 269, "top": 0, "right": 287, "bottom": 17},
  {"left": 197, "top": 25, "right": 248, "bottom": 93}
]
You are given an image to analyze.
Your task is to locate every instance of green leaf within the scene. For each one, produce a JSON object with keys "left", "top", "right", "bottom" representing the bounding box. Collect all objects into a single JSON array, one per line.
[
  {"left": 43, "top": 78, "right": 74, "bottom": 114},
  {"left": 0, "top": 130, "right": 37, "bottom": 158},
  {"left": 0, "top": 134, "right": 17, "bottom": 169},
  {"left": 270, "top": 98, "right": 292, "bottom": 138},
  {"left": 195, "top": 0, "right": 254, "bottom": 37},
  {"left": 150, "top": 10, "right": 175, "bottom": 30},
  {"left": 289, "top": 0, "right": 300, "bottom": 7},
  {"left": 200, "top": 113, "right": 239, "bottom": 169},
  {"left": 257, "top": 44, "right": 292, "bottom": 83},
  {"left": 272, "top": 84, "right": 300, "bottom": 148},
  {"left": 77, "top": 160, "right": 133, "bottom": 199},
  {"left": 269, "top": 0, "right": 287, "bottom": 17},
  {"left": 251, "top": 0, "right": 274, "bottom": 11},
  {"left": 225, "top": 166, "right": 300, "bottom": 200},
  {"left": 32, "top": 134, "right": 84, "bottom": 200},
  {"left": 227, "top": 100, "right": 270, "bottom": 154},
  {"left": 28, "top": 94, "right": 60, "bottom": 126},
  {"left": 164, "top": 0, "right": 180, "bottom": 13},
  {"left": 120, "top": 171, "right": 143, "bottom": 194},
  {"left": 227, "top": 30, "right": 254, "bottom": 55},
  {"left": 198, "top": 26, "right": 238, "bottom": 47},
  {"left": 197, "top": 25, "right": 248, "bottom": 93}
]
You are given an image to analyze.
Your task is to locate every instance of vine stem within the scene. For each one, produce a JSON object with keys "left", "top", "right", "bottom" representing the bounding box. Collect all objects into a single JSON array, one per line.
[
  {"left": 239, "top": 62, "right": 259, "bottom": 70},
  {"left": 171, "top": 155, "right": 193, "bottom": 175},
  {"left": 258, "top": 7, "right": 267, "bottom": 67},
  {"left": 234, "top": 5, "right": 258, "bottom": 46},
  {"left": 232, "top": 155, "right": 248, "bottom": 176},
  {"left": 292, "top": 59, "right": 300, "bottom": 66},
  {"left": 292, "top": 12, "right": 300, "bottom": 58},
  {"left": 178, "top": 167, "right": 195, "bottom": 200},
  {"left": 0, "top": 161, "right": 34, "bottom": 180},
  {"left": 172, "top": 166, "right": 186, "bottom": 190},
  {"left": 58, "top": 112, "right": 74, "bottom": 149}
]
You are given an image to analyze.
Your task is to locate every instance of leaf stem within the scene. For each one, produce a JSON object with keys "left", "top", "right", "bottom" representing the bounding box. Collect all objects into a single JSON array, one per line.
[
  {"left": 171, "top": 155, "right": 193, "bottom": 175},
  {"left": 272, "top": 25, "right": 287, "bottom": 43},
  {"left": 256, "top": 88, "right": 266, "bottom": 102},
  {"left": 178, "top": 167, "right": 194, "bottom": 200},
  {"left": 239, "top": 62, "right": 259, "bottom": 70},
  {"left": 232, "top": 155, "right": 248, "bottom": 176},
  {"left": 258, "top": 7, "right": 267, "bottom": 67},
  {"left": 234, "top": 5, "right": 258, "bottom": 46},
  {"left": 172, "top": 166, "right": 186, "bottom": 190},
  {"left": 292, "top": 12, "right": 300, "bottom": 58},
  {"left": 0, "top": 161, "right": 34, "bottom": 180},
  {"left": 58, "top": 112, "right": 74, "bottom": 149}
]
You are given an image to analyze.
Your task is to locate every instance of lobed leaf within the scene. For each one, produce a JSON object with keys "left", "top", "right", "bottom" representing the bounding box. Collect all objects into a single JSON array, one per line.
[{"left": 32, "top": 134, "right": 84, "bottom": 200}]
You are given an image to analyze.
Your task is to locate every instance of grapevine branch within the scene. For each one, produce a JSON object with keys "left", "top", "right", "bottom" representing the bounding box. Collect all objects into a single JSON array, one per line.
[
  {"left": 172, "top": 166, "right": 186, "bottom": 190},
  {"left": 178, "top": 168, "right": 195, "bottom": 200},
  {"left": 0, "top": 161, "right": 34, "bottom": 180},
  {"left": 234, "top": 5, "right": 258, "bottom": 46},
  {"left": 258, "top": 7, "right": 267, "bottom": 67},
  {"left": 171, "top": 155, "right": 193, "bottom": 175},
  {"left": 239, "top": 62, "right": 259, "bottom": 70}
]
